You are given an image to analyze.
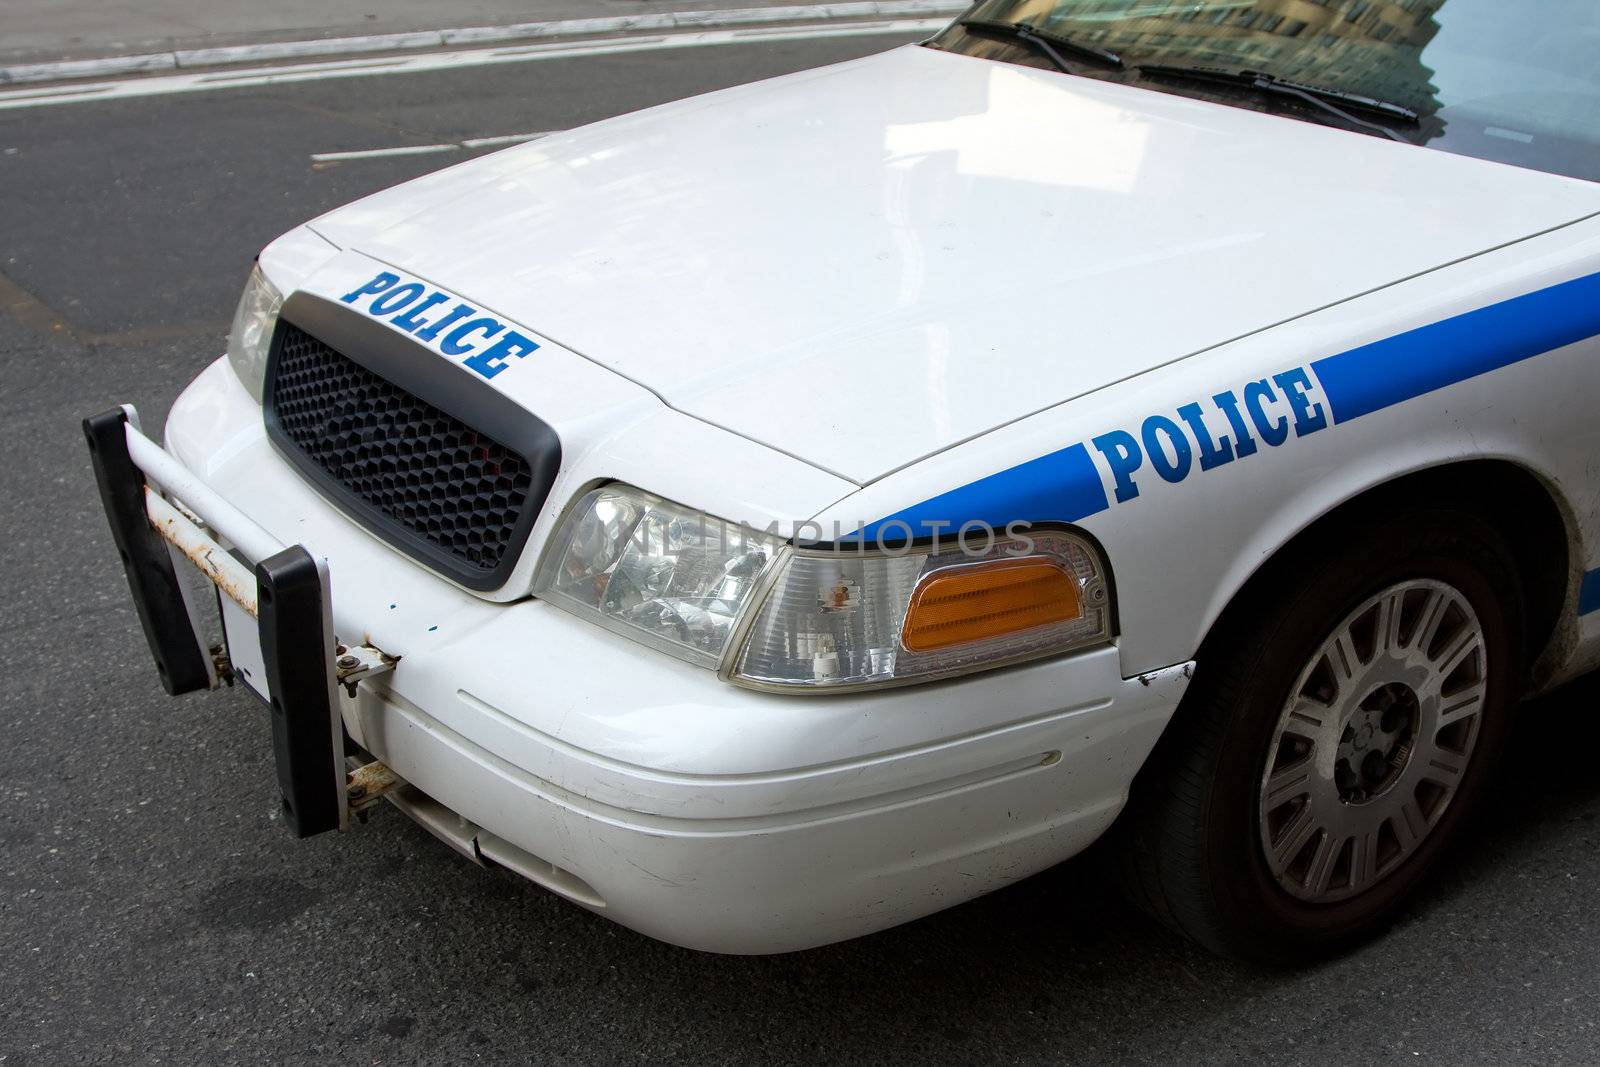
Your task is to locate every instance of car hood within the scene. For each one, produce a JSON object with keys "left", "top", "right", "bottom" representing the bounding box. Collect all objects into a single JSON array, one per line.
[{"left": 310, "top": 45, "right": 1600, "bottom": 485}]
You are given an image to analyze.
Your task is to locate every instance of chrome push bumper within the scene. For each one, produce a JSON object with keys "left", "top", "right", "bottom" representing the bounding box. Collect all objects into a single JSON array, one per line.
[{"left": 83, "top": 405, "right": 396, "bottom": 836}]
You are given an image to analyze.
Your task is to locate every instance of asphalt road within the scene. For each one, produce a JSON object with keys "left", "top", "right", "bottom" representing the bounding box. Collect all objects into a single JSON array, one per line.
[{"left": 4, "top": 30, "right": 1600, "bottom": 1066}]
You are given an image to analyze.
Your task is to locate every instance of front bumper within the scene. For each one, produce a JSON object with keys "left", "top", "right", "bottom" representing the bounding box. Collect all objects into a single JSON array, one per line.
[
  {"left": 88, "top": 358, "right": 1193, "bottom": 953},
  {"left": 355, "top": 655, "right": 1191, "bottom": 953}
]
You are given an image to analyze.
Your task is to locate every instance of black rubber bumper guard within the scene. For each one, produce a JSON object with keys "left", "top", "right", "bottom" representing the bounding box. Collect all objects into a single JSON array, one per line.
[{"left": 83, "top": 406, "right": 357, "bottom": 837}]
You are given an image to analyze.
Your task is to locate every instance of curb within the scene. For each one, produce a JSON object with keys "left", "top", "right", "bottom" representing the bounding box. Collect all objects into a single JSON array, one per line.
[{"left": 0, "top": 1, "right": 967, "bottom": 86}]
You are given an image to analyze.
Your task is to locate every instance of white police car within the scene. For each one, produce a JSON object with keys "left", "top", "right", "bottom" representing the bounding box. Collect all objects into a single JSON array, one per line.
[{"left": 87, "top": 0, "right": 1600, "bottom": 960}]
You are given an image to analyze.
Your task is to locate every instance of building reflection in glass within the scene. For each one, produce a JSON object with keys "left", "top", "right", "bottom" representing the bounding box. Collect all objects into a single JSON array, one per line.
[{"left": 972, "top": 0, "right": 1446, "bottom": 123}]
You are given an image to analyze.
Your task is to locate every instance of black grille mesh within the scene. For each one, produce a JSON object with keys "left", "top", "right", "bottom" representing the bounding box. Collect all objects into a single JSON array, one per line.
[{"left": 269, "top": 323, "right": 534, "bottom": 576}]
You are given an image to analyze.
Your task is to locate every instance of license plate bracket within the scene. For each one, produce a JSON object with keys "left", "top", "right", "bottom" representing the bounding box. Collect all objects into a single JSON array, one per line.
[{"left": 218, "top": 588, "right": 270, "bottom": 701}]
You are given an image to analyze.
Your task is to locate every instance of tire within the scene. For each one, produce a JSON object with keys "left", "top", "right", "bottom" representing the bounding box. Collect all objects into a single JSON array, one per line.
[{"left": 1116, "top": 503, "right": 1525, "bottom": 963}]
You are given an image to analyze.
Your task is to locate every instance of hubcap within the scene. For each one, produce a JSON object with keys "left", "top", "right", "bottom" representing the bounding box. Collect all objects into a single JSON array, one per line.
[{"left": 1257, "top": 579, "right": 1487, "bottom": 903}]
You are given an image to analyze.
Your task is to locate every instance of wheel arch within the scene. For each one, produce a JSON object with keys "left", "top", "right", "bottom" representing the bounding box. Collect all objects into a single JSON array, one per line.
[{"left": 1195, "top": 457, "right": 1579, "bottom": 695}]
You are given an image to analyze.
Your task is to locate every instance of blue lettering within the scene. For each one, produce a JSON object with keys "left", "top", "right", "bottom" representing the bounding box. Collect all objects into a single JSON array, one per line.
[
  {"left": 369, "top": 282, "right": 425, "bottom": 316},
  {"left": 1244, "top": 380, "right": 1290, "bottom": 446},
  {"left": 440, "top": 317, "right": 505, "bottom": 356},
  {"left": 391, "top": 291, "right": 450, "bottom": 333},
  {"left": 1090, "top": 429, "right": 1143, "bottom": 503},
  {"left": 463, "top": 330, "right": 540, "bottom": 379},
  {"left": 1273, "top": 367, "right": 1329, "bottom": 436},
  {"left": 1176, "top": 401, "right": 1233, "bottom": 471},
  {"left": 340, "top": 272, "right": 399, "bottom": 304},
  {"left": 414, "top": 303, "right": 475, "bottom": 343},
  {"left": 1141, "top": 415, "right": 1193, "bottom": 483},
  {"left": 1212, "top": 389, "right": 1258, "bottom": 458}
]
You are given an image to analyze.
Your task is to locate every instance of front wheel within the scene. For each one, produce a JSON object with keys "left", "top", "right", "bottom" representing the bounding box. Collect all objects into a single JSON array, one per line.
[{"left": 1118, "top": 507, "right": 1524, "bottom": 962}]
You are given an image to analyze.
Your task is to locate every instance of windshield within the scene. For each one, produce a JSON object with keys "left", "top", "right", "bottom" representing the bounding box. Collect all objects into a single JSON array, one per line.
[{"left": 929, "top": 0, "right": 1600, "bottom": 182}]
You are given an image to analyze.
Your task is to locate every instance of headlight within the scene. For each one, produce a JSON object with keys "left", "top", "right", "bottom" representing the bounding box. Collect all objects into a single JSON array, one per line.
[
  {"left": 539, "top": 484, "right": 1114, "bottom": 691},
  {"left": 730, "top": 527, "right": 1111, "bottom": 692},
  {"left": 225, "top": 264, "right": 283, "bottom": 402},
  {"left": 534, "top": 485, "right": 785, "bottom": 668}
]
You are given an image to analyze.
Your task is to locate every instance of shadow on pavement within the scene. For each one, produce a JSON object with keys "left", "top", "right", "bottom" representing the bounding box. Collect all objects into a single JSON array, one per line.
[{"left": 415, "top": 671, "right": 1600, "bottom": 1060}]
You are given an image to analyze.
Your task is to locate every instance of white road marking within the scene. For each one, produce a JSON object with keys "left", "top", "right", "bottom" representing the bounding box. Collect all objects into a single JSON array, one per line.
[
  {"left": 0, "top": 1, "right": 964, "bottom": 85},
  {"left": 0, "top": 19, "right": 944, "bottom": 111},
  {"left": 197, "top": 58, "right": 411, "bottom": 83},
  {"left": 310, "top": 144, "right": 460, "bottom": 162},
  {"left": 459, "top": 133, "right": 553, "bottom": 149},
  {"left": 311, "top": 132, "right": 555, "bottom": 164}
]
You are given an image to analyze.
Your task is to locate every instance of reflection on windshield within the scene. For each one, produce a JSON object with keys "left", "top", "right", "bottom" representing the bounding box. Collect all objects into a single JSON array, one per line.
[
  {"left": 940, "top": 0, "right": 1600, "bottom": 181},
  {"left": 973, "top": 0, "right": 1446, "bottom": 118}
]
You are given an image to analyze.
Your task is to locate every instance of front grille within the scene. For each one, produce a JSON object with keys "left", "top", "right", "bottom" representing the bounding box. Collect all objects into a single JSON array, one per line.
[{"left": 267, "top": 323, "right": 536, "bottom": 579}]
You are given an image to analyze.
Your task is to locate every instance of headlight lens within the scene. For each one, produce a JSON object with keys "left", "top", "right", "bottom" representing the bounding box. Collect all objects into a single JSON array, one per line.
[
  {"left": 534, "top": 485, "right": 785, "bottom": 668},
  {"left": 731, "top": 528, "right": 1111, "bottom": 691},
  {"left": 225, "top": 264, "right": 283, "bottom": 402}
]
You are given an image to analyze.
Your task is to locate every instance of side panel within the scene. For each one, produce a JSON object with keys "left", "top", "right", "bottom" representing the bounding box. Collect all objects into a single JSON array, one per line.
[{"left": 817, "top": 220, "right": 1600, "bottom": 680}]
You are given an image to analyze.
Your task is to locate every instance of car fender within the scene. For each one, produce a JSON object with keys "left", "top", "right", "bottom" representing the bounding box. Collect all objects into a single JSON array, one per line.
[{"left": 811, "top": 217, "right": 1600, "bottom": 682}]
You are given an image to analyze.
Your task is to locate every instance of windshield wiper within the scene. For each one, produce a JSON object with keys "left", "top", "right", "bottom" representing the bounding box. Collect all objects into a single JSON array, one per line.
[
  {"left": 1137, "top": 64, "right": 1418, "bottom": 142},
  {"left": 958, "top": 17, "right": 1124, "bottom": 72}
]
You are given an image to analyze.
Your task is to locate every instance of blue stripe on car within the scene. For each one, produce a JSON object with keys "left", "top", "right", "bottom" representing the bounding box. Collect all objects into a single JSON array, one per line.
[
  {"left": 1311, "top": 271, "right": 1600, "bottom": 423},
  {"left": 852, "top": 442, "right": 1108, "bottom": 543},
  {"left": 853, "top": 272, "right": 1600, "bottom": 606},
  {"left": 1579, "top": 569, "right": 1600, "bottom": 616}
]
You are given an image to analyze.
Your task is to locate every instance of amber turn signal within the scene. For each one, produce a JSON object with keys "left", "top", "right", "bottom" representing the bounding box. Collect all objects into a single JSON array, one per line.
[{"left": 900, "top": 557, "right": 1083, "bottom": 653}]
